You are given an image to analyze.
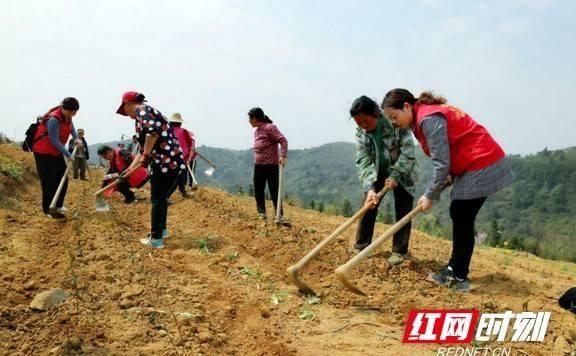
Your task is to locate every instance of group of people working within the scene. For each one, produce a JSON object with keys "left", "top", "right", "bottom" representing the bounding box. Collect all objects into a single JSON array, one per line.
[{"left": 29, "top": 88, "right": 513, "bottom": 292}]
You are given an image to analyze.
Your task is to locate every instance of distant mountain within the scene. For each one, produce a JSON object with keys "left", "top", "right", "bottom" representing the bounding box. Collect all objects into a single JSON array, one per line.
[{"left": 88, "top": 140, "right": 576, "bottom": 262}]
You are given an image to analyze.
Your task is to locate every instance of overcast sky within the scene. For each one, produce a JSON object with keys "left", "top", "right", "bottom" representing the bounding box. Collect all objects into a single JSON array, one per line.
[{"left": 1, "top": 0, "right": 574, "bottom": 154}]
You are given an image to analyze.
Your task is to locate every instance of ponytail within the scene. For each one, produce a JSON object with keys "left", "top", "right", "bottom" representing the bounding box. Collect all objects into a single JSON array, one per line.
[
  {"left": 248, "top": 107, "right": 273, "bottom": 124},
  {"left": 417, "top": 91, "right": 447, "bottom": 105},
  {"left": 382, "top": 88, "right": 447, "bottom": 109}
]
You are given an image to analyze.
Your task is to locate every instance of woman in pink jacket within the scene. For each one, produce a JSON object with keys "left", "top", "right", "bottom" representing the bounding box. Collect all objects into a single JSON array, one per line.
[
  {"left": 248, "top": 107, "right": 288, "bottom": 221},
  {"left": 168, "top": 113, "right": 196, "bottom": 198}
]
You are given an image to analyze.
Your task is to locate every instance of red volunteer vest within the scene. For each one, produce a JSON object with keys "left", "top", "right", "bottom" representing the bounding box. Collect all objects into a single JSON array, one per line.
[
  {"left": 111, "top": 148, "right": 149, "bottom": 188},
  {"left": 413, "top": 103, "right": 505, "bottom": 176},
  {"left": 32, "top": 108, "right": 73, "bottom": 156}
]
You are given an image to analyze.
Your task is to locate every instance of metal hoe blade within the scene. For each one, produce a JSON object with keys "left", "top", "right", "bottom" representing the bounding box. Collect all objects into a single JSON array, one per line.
[
  {"left": 334, "top": 205, "right": 423, "bottom": 296},
  {"left": 285, "top": 187, "right": 391, "bottom": 295},
  {"left": 95, "top": 195, "right": 110, "bottom": 212},
  {"left": 334, "top": 267, "right": 367, "bottom": 296},
  {"left": 204, "top": 167, "right": 215, "bottom": 176},
  {"left": 286, "top": 265, "right": 316, "bottom": 296}
]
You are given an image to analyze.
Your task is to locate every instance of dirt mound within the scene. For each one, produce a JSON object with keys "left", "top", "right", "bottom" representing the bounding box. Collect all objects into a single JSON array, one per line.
[
  {"left": 0, "top": 143, "right": 575, "bottom": 355},
  {"left": 0, "top": 144, "right": 37, "bottom": 208}
]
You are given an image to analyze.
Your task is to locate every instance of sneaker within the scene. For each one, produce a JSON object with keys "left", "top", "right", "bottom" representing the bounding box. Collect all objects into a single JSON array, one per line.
[
  {"left": 56, "top": 207, "right": 68, "bottom": 212},
  {"left": 140, "top": 236, "right": 164, "bottom": 249},
  {"left": 428, "top": 265, "right": 454, "bottom": 286},
  {"left": 275, "top": 216, "right": 291, "bottom": 226},
  {"left": 388, "top": 252, "right": 405, "bottom": 266},
  {"left": 181, "top": 192, "right": 189, "bottom": 199},
  {"left": 258, "top": 213, "right": 267, "bottom": 220},
  {"left": 428, "top": 266, "right": 471, "bottom": 292},
  {"left": 47, "top": 211, "right": 66, "bottom": 219},
  {"left": 161, "top": 229, "right": 169, "bottom": 239},
  {"left": 450, "top": 278, "right": 471, "bottom": 293}
]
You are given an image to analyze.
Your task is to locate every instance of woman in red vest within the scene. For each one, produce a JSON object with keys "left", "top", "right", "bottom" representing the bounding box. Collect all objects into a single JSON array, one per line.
[
  {"left": 32, "top": 97, "right": 82, "bottom": 219},
  {"left": 97, "top": 145, "right": 150, "bottom": 203},
  {"left": 382, "top": 89, "right": 514, "bottom": 292}
]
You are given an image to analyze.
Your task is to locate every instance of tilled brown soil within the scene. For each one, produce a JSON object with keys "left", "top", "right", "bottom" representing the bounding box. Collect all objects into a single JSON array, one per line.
[{"left": 1, "top": 144, "right": 575, "bottom": 355}]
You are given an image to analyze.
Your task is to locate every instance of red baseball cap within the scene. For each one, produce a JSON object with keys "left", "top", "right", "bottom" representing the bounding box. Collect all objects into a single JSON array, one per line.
[{"left": 116, "top": 91, "right": 146, "bottom": 116}]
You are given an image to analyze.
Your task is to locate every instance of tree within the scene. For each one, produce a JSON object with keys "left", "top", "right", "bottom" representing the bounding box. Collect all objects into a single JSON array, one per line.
[
  {"left": 341, "top": 199, "right": 353, "bottom": 217},
  {"left": 489, "top": 220, "right": 502, "bottom": 247},
  {"left": 248, "top": 184, "right": 254, "bottom": 197},
  {"left": 237, "top": 185, "right": 244, "bottom": 195},
  {"left": 508, "top": 235, "right": 524, "bottom": 251},
  {"left": 310, "top": 200, "right": 316, "bottom": 210},
  {"left": 549, "top": 184, "right": 568, "bottom": 214},
  {"left": 318, "top": 201, "right": 325, "bottom": 213}
]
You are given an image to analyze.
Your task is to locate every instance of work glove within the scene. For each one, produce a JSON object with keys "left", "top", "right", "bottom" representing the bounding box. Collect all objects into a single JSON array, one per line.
[{"left": 104, "top": 173, "right": 119, "bottom": 181}]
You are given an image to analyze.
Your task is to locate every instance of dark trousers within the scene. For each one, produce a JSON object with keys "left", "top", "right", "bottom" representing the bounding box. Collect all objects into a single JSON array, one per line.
[
  {"left": 253, "top": 164, "right": 282, "bottom": 215},
  {"left": 448, "top": 197, "right": 486, "bottom": 279},
  {"left": 168, "top": 167, "right": 188, "bottom": 198},
  {"left": 73, "top": 157, "right": 87, "bottom": 179},
  {"left": 150, "top": 170, "right": 180, "bottom": 239},
  {"left": 355, "top": 178, "right": 414, "bottom": 253},
  {"left": 34, "top": 153, "right": 68, "bottom": 214}
]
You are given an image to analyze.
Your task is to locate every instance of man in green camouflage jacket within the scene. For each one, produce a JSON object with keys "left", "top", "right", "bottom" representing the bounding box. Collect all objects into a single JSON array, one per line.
[{"left": 351, "top": 96, "right": 419, "bottom": 266}]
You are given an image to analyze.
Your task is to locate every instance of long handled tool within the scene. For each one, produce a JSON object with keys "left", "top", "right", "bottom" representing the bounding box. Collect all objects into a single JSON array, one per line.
[
  {"left": 82, "top": 146, "right": 92, "bottom": 182},
  {"left": 334, "top": 204, "right": 423, "bottom": 296},
  {"left": 187, "top": 162, "right": 198, "bottom": 191},
  {"left": 48, "top": 147, "right": 78, "bottom": 214},
  {"left": 275, "top": 164, "right": 286, "bottom": 225},
  {"left": 94, "top": 165, "right": 140, "bottom": 212},
  {"left": 195, "top": 152, "right": 216, "bottom": 176},
  {"left": 287, "top": 187, "right": 391, "bottom": 295}
]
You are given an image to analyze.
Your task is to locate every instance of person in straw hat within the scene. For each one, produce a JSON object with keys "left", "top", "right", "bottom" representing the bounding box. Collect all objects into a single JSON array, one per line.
[
  {"left": 168, "top": 113, "right": 197, "bottom": 198},
  {"left": 68, "top": 128, "right": 90, "bottom": 180}
]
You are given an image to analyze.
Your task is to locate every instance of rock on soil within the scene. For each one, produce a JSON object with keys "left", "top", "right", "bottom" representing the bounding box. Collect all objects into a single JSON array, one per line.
[{"left": 29, "top": 288, "right": 69, "bottom": 311}]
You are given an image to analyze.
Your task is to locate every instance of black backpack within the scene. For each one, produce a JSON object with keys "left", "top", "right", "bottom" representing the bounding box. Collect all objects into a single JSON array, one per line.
[
  {"left": 22, "top": 116, "right": 47, "bottom": 152},
  {"left": 559, "top": 287, "right": 576, "bottom": 314}
]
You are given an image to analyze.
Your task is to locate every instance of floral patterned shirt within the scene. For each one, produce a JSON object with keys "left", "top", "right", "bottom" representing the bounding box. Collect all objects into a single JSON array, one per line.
[{"left": 135, "top": 105, "right": 186, "bottom": 174}]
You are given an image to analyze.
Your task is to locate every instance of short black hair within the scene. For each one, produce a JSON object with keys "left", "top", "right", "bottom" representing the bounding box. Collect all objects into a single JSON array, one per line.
[
  {"left": 61, "top": 97, "right": 80, "bottom": 111},
  {"left": 349, "top": 96, "right": 379, "bottom": 117},
  {"left": 97, "top": 145, "right": 113, "bottom": 156}
]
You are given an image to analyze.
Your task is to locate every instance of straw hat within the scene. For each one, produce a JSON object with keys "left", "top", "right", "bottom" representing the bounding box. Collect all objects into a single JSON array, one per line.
[
  {"left": 77, "top": 128, "right": 85, "bottom": 134},
  {"left": 170, "top": 113, "right": 184, "bottom": 123}
]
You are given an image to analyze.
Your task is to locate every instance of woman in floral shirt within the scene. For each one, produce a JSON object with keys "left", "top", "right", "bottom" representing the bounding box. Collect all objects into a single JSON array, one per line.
[{"left": 116, "top": 91, "right": 185, "bottom": 249}]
